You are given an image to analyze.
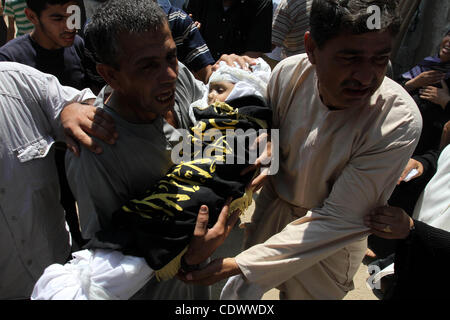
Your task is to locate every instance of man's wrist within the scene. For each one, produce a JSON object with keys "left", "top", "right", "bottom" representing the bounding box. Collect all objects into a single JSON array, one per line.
[
  {"left": 224, "top": 257, "right": 243, "bottom": 277},
  {"left": 404, "top": 79, "right": 418, "bottom": 92},
  {"left": 180, "top": 254, "right": 200, "bottom": 273},
  {"left": 440, "top": 97, "right": 450, "bottom": 109}
]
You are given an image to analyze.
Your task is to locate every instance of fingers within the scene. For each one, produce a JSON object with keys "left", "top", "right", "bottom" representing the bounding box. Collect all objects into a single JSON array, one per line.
[
  {"left": 180, "top": 258, "right": 223, "bottom": 284},
  {"left": 249, "top": 132, "right": 268, "bottom": 151},
  {"left": 61, "top": 104, "right": 118, "bottom": 155},
  {"left": 419, "top": 86, "right": 436, "bottom": 99},
  {"left": 225, "top": 209, "right": 241, "bottom": 235},
  {"left": 248, "top": 167, "right": 269, "bottom": 192},
  {"left": 233, "top": 55, "right": 254, "bottom": 70},
  {"left": 240, "top": 163, "right": 258, "bottom": 176},
  {"left": 188, "top": 14, "right": 201, "bottom": 29},
  {"left": 372, "top": 205, "right": 397, "bottom": 217},
  {"left": 241, "top": 136, "right": 271, "bottom": 176},
  {"left": 83, "top": 121, "right": 115, "bottom": 145},
  {"left": 193, "top": 205, "right": 209, "bottom": 237},
  {"left": 212, "top": 54, "right": 256, "bottom": 71},
  {"left": 365, "top": 206, "right": 410, "bottom": 239},
  {"left": 64, "top": 125, "right": 102, "bottom": 154},
  {"left": 88, "top": 108, "right": 118, "bottom": 145},
  {"left": 367, "top": 220, "right": 391, "bottom": 233},
  {"left": 65, "top": 134, "right": 80, "bottom": 157},
  {"left": 242, "top": 138, "right": 272, "bottom": 190},
  {"left": 398, "top": 159, "right": 416, "bottom": 184},
  {"left": 93, "top": 108, "right": 117, "bottom": 136},
  {"left": 215, "top": 197, "right": 232, "bottom": 227},
  {"left": 364, "top": 213, "right": 396, "bottom": 239},
  {"left": 420, "top": 70, "right": 445, "bottom": 85},
  {"left": 369, "top": 228, "right": 396, "bottom": 239},
  {"left": 368, "top": 215, "right": 395, "bottom": 229}
]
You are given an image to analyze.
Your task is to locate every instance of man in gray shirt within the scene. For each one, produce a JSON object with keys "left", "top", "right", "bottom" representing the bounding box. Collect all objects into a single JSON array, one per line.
[{"left": 65, "top": 0, "right": 238, "bottom": 299}]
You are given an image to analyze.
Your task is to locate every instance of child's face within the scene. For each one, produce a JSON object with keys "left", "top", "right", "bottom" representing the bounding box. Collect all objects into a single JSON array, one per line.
[{"left": 208, "top": 81, "right": 235, "bottom": 105}]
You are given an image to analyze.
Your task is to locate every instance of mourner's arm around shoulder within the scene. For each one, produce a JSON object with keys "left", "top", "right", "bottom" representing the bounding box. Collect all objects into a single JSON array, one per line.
[{"left": 60, "top": 101, "right": 118, "bottom": 156}]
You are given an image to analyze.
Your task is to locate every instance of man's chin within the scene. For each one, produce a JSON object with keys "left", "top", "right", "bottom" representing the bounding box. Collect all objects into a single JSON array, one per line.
[
  {"left": 59, "top": 35, "right": 76, "bottom": 47},
  {"left": 151, "top": 102, "right": 174, "bottom": 118},
  {"left": 328, "top": 96, "right": 371, "bottom": 110},
  {"left": 340, "top": 89, "right": 375, "bottom": 107},
  {"left": 58, "top": 40, "right": 75, "bottom": 48}
]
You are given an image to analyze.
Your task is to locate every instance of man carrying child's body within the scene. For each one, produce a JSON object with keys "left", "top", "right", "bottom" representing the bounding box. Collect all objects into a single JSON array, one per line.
[{"left": 32, "top": 56, "right": 273, "bottom": 300}]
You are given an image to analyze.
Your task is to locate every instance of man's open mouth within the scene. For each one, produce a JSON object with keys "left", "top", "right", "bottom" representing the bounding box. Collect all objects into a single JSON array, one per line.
[{"left": 156, "top": 90, "right": 174, "bottom": 103}]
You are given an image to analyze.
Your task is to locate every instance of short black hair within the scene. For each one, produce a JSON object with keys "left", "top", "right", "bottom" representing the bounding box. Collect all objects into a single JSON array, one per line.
[
  {"left": 26, "top": 0, "right": 80, "bottom": 16},
  {"left": 85, "top": 0, "right": 168, "bottom": 68},
  {"left": 310, "top": 0, "right": 401, "bottom": 48}
]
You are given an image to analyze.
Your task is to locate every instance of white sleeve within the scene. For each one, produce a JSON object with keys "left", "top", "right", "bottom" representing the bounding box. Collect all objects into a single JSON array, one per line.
[
  {"left": 235, "top": 105, "right": 422, "bottom": 290},
  {"left": 41, "top": 73, "right": 96, "bottom": 139}
]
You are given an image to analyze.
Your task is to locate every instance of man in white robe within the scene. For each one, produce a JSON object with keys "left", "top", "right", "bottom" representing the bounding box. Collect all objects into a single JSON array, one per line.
[{"left": 180, "top": 0, "right": 423, "bottom": 300}]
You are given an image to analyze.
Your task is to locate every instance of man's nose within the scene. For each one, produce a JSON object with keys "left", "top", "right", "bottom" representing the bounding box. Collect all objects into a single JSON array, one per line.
[
  {"left": 63, "top": 19, "right": 76, "bottom": 32},
  {"left": 351, "top": 61, "right": 376, "bottom": 86},
  {"left": 160, "top": 63, "right": 178, "bottom": 83}
]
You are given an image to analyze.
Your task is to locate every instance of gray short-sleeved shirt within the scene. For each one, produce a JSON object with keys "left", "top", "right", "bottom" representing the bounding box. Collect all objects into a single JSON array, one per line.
[{"left": 66, "top": 62, "right": 209, "bottom": 299}]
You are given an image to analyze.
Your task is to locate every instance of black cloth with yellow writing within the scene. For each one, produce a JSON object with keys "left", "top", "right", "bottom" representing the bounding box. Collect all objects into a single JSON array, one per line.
[{"left": 96, "top": 95, "right": 271, "bottom": 279}]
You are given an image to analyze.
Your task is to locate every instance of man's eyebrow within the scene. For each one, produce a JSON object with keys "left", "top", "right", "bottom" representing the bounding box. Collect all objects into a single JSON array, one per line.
[
  {"left": 48, "top": 13, "right": 68, "bottom": 18},
  {"left": 375, "top": 47, "right": 392, "bottom": 55},
  {"left": 134, "top": 56, "right": 158, "bottom": 65},
  {"left": 133, "top": 47, "right": 177, "bottom": 65},
  {"left": 336, "top": 47, "right": 392, "bottom": 55}
]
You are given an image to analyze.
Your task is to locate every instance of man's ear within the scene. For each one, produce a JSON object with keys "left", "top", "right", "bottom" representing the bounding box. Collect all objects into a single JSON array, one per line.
[
  {"left": 24, "top": 8, "right": 39, "bottom": 26},
  {"left": 96, "top": 64, "right": 121, "bottom": 91},
  {"left": 304, "top": 31, "right": 317, "bottom": 65}
]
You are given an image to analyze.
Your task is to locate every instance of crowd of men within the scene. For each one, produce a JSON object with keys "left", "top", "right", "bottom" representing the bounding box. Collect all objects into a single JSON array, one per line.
[{"left": 0, "top": 0, "right": 449, "bottom": 301}]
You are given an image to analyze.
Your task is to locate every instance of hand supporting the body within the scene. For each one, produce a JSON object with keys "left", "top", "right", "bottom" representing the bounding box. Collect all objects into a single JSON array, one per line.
[
  {"left": 241, "top": 131, "right": 273, "bottom": 192},
  {"left": 179, "top": 198, "right": 242, "bottom": 285},
  {"left": 182, "top": 198, "right": 241, "bottom": 268},
  {"left": 61, "top": 101, "right": 118, "bottom": 156},
  {"left": 180, "top": 257, "right": 242, "bottom": 286}
]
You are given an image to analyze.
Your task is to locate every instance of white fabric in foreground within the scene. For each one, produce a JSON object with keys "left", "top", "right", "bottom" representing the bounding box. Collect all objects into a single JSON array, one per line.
[
  {"left": 220, "top": 275, "right": 266, "bottom": 300},
  {"left": 31, "top": 249, "right": 154, "bottom": 300},
  {"left": 413, "top": 144, "right": 450, "bottom": 231},
  {"left": 366, "top": 145, "right": 450, "bottom": 293}
]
